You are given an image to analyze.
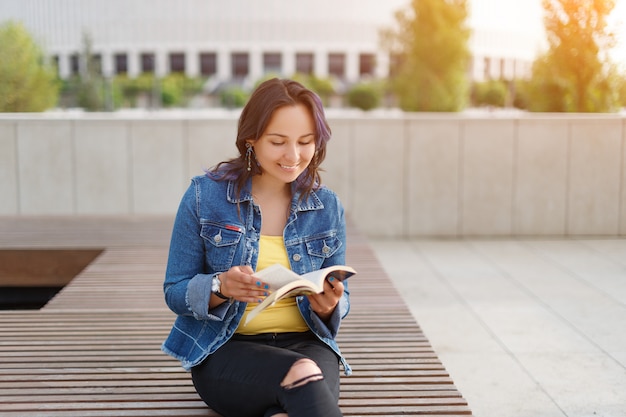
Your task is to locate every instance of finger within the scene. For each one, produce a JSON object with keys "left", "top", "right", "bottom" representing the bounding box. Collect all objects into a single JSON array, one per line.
[
  {"left": 307, "top": 294, "right": 324, "bottom": 311},
  {"left": 307, "top": 293, "right": 336, "bottom": 319},
  {"left": 308, "top": 291, "right": 334, "bottom": 308},
  {"left": 238, "top": 292, "right": 268, "bottom": 303},
  {"left": 227, "top": 266, "right": 267, "bottom": 289},
  {"left": 240, "top": 265, "right": 255, "bottom": 275},
  {"left": 324, "top": 278, "right": 343, "bottom": 297},
  {"left": 229, "top": 280, "right": 268, "bottom": 301},
  {"left": 220, "top": 268, "right": 263, "bottom": 299}
]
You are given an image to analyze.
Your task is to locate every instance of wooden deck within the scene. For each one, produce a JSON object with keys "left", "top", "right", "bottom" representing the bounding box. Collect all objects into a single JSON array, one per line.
[{"left": 0, "top": 216, "right": 472, "bottom": 416}]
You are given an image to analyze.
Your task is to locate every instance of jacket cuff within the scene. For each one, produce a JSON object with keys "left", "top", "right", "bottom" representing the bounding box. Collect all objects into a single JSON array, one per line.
[
  {"left": 187, "top": 273, "right": 229, "bottom": 320},
  {"left": 311, "top": 302, "right": 342, "bottom": 339}
]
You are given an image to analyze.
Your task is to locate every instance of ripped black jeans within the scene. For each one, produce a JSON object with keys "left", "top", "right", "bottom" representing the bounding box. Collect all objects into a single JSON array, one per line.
[{"left": 191, "top": 331, "right": 343, "bottom": 417}]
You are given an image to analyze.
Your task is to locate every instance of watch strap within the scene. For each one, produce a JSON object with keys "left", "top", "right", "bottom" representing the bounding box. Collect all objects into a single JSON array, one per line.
[
  {"left": 212, "top": 275, "right": 230, "bottom": 300},
  {"left": 214, "top": 290, "right": 230, "bottom": 300}
]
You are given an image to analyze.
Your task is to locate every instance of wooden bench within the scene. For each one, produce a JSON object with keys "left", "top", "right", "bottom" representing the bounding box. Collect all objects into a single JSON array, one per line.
[{"left": 0, "top": 217, "right": 471, "bottom": 416}]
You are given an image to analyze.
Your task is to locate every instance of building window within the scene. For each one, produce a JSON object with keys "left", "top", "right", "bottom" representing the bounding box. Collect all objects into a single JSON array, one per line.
[
  {"left": 359, "top": 53, "right": 375, "bottom": 77},
  {"left": 70, "top": 53, "right": 80, "bottom": 76},
  {"left": 295, "top": 53, "right": 314, "bottom": 74},
  {"left": 199, "top": 52, "right": 217, "bottom": 76},
  {"left": 169, "top": 52, "right": 185, "bottom": 73},
  {"left": 114, "top": 53, "right": 128, "bottom": 74},
  {"left": 328, "top": 53, "right": 345, "bottom": 79},
  {"left": 231, "top": 52, "right": 249, "bottom": 78},
  {"left": 141, "top": 53, "right": 155, "bottom": 73},
  {"left": 263, "top": 52, "right": 282, "bottom": 74}
]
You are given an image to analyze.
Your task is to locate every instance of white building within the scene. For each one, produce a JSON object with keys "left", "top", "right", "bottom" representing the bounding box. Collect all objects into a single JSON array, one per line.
[{"left": 0, "top": 0, "right": 545, "bottom": 86}]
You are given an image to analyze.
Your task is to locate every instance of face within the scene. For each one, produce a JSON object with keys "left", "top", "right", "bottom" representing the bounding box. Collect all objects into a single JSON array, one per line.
[{"left": 249, "top": 104, "right": 316, "bottom": 188}]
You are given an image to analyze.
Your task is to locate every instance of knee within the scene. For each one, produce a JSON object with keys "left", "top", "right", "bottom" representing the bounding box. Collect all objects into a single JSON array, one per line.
[{"left": 281, "top": 358, "right": 324, "bottom": 390}]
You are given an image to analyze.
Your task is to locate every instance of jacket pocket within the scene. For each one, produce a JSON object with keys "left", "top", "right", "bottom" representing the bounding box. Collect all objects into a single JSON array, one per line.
[
  {"left": 200, "top": 221, "right": 243, "bottom": 272},
  {"left": 305, "top": 232, "right": 342, "bottom": 268}
]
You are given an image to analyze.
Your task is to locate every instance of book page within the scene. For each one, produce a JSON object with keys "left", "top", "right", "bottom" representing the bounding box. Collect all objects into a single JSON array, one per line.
[
  {"left": 253, "top": 264, "right": 356, "bottom": 291},
  {"left": 299, "top": 265, "right": 357, "bottom": 288},
  {"left": 252, "top": 264, "right": 300, "bottom": 290},
  {"left": 243, "top": 280, "right": 319, "bottom": 325}
]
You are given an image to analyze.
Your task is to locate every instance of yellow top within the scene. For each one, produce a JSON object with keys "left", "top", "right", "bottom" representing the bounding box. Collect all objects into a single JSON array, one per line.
[{"left": 235, "top": 235, "right": 309, "bottom": 335}]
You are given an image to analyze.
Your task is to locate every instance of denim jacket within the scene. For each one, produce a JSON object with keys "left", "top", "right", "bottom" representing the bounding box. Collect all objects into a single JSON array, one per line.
[{"left": 161, "top": 174, "right": 352, "bottom": 375}]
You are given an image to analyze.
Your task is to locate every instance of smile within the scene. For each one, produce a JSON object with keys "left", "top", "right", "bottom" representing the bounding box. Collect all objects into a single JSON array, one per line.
[{"left": 280, "top": 164, "right": 299, "bottom": 169}]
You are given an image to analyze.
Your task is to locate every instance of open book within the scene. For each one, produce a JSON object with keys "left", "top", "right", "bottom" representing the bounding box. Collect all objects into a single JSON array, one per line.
[{"left": 243, "top": 263, "right": 356, "bottom": 325}]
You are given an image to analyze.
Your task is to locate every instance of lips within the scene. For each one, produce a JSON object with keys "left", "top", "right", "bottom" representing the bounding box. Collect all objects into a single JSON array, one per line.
[{"left": 279, "top": 164, "right": 299, "bottom": 170}]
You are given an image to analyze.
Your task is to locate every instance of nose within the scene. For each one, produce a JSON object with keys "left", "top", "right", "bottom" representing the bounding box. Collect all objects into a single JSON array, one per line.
[{"left": 284, "top": 143, "right": 299, "bottom": 163}]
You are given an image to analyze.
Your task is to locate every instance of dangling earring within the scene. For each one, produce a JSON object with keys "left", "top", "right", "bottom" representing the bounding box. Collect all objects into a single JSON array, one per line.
[{"left": 245, "top": 143, "right": 253, "bottom": 172}]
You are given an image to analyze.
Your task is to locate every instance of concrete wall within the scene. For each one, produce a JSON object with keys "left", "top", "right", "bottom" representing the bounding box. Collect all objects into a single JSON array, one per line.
[{"left": 1, "top": 113, "right": 625, "bottom": 237}]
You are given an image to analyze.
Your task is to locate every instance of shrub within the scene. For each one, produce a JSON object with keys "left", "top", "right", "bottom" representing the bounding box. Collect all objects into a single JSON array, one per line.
[
  {"left": 472, "top": 80, "right": 508, "bottom": 108},
  {"left": 220, "top": 86, "right": 248, "bottom": 108},
  {"left": 347, "top": 83, "right": 381, "bottom": 111}
]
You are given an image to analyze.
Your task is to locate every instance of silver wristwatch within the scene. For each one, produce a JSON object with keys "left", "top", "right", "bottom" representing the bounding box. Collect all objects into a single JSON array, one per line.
[{"left": 211, "top": 275, "right": 229, "bottom": 300}]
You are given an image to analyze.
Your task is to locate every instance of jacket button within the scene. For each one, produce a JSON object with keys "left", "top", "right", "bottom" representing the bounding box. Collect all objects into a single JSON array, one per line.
[
  {"left": 322, "top": 245, "right": 331, "bottom": 254},
  {"left": 214, "top": 233, "right": 222, "bottom": 244},
  {"left": 292, "top": 254, "right": 302, "bottom": 262}
]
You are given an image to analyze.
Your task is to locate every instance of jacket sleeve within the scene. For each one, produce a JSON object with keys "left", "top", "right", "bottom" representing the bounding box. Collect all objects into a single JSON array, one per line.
[
  {"left": 163, "top": 179, "right": 230, "bottom": 321},
  {"left": 310, "top": 195, "right": 350, "bottom": 337}
]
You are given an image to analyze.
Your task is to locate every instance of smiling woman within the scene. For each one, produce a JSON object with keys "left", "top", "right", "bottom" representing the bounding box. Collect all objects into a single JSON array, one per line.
[{"left": 161, "top": 78, "right": 350, "bottom": 417}]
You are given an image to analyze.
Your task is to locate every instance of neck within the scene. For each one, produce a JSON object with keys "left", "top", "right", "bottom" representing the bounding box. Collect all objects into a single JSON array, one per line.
[{"left": 251, "top": 176, "right": 291, "bottom": 198}]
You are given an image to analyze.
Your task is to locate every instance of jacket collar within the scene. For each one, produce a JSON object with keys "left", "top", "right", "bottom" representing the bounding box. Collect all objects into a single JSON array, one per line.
[{"left": 226, "top": 179, "right": 324, "bottom": 212}]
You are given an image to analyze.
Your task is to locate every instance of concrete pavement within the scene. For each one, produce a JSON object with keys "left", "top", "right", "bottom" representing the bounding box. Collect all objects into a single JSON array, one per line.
[{"left": 371, "top": 238, "right": 626, "bottom": 417}]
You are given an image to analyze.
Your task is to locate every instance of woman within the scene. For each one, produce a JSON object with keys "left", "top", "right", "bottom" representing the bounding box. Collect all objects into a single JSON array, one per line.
[{"left": 162, "top": 78, "right": 350, "bottom": 417}]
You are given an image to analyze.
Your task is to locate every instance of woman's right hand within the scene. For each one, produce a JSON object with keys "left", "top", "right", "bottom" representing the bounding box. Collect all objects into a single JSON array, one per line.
[{"left": 214, "top": 265, "right": 269, "bottom": 304}]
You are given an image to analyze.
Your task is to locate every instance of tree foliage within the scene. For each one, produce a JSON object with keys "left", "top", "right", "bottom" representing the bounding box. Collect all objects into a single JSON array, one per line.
[
  {"left": 347, "top": 82, "right": 383, "bottom": 111},
  {"left": 0, "top": 21, "right": 58, "bottom": 112},
  {"left": 382, "top": 0, "right": 471, "bottom": 112},
  {"left": 75, "top": 32, "right": 110, "bottom": 111},
  {"left": 290, "top": 73, "right": 335, "bottom": 106},
  {"left": 526, "top": 0, "right": 618, "bottom": 112},
  {"left": 472, "top": 80, "right": 508, "bottom": 108}
]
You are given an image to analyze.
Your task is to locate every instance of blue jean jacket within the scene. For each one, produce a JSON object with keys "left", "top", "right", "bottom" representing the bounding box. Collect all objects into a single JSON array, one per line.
[{"left": 161, "top": 175, "right": 352, "bottom": 375}]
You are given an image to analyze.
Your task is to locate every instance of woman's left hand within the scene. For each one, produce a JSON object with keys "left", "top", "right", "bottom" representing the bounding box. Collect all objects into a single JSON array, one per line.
[{"left": 307, "top": 276, "right": 344, "bottom": 322}]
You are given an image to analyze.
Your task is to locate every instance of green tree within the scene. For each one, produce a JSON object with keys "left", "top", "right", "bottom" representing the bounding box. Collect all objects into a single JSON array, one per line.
[
  {"left": 220, "top": 85, "right": 248, "bottom": 108},
  {"left": 291, "top": 73, "right": 335, "bottom": 105},
  {"left": 0, "top": 21, "right": 58, "bottom": 112},
  {"left": 382, "top": 0, "right": 471, "bottom": 112},
  {"left": 527, "top": 0, "right": 617, "bottom": 112},
  {"left": 347, "top": 82, "right": 382, "bottom": 111},
  {"left": 76, "top": 32, "right": 105, "bottom": 111},
  {"left": 472, "top": 79, "right": 508, "bottom": 108}
]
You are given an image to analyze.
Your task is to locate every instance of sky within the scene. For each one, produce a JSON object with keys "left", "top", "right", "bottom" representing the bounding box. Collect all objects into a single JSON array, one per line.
[
  {"left": 376, "top": 0, "right": 626, "bottom": 69},
  {"left": 471, "top": 0, "right": 626, "bottom": 68},
  {"left": 607, "top": 0, "right": 626, "bottom": 67}
]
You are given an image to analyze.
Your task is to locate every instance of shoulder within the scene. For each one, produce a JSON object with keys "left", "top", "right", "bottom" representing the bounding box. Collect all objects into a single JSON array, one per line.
[
  {"left": 182, "top": 174, "right": 231, "bottom": 206},
  {"left": 190, "top": 174, "right": 227, "bottom": 190},
  {"left": 312, "top": 185, "right": 344, "bottom": 212},
  {"left": 313, "top": 184, "right": 340, "bottom": 201}
]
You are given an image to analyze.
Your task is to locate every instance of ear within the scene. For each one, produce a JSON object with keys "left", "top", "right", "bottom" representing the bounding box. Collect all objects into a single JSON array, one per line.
[{"left": 245, "top": 139, "right": 255, "bottom": 147}]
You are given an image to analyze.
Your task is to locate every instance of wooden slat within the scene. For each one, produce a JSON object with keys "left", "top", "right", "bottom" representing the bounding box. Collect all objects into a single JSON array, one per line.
[{"left": 0, "top": 216, "right": 472, "bottom": 416}]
